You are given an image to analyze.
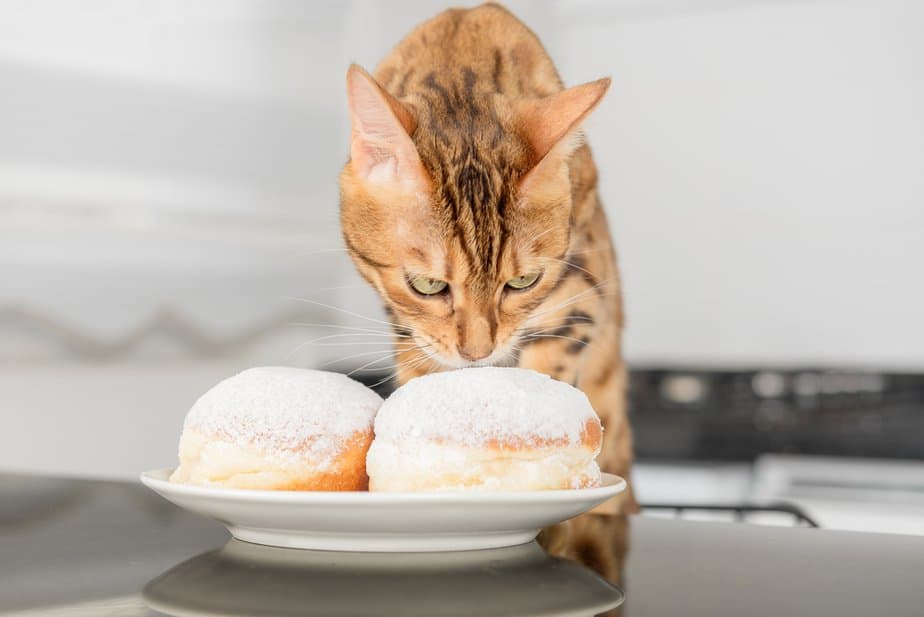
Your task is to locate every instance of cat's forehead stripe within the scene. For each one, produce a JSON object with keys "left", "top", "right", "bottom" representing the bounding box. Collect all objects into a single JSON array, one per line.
[{"left": 413, "top": 72, "right": 523, "bottom": 285}]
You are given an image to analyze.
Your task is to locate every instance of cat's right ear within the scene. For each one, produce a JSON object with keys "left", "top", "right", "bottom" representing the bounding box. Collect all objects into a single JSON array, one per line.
[
  {"left": 345, "top": 64, "right": 429, "bottom": 192},
  {"left": 514, "top": 78, "right": 611, "bottom": 201}
]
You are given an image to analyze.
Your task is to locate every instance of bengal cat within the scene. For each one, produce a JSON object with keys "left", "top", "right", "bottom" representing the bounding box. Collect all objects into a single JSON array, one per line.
[{"left": 339, "top": 2, "right": 637, "bottom": 513}]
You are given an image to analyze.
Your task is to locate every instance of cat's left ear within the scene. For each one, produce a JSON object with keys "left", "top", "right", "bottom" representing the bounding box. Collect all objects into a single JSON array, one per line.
[
  {"left": 345, "top": 64, "right": 430, "bottom": 192},
  {"left": 515, "top": 78, "right": 611, "bottom": 196}
]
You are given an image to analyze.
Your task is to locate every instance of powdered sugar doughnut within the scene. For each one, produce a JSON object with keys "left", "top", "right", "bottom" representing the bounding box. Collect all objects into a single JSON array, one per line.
[
  {"left": 367, "top": 367, "right": 602, "bottom": 491},
  {"left": 170, "top": 367, "right": 382, "bottom": 491}
]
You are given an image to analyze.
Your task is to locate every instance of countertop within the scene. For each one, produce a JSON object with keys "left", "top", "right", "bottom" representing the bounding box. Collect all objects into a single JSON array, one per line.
[{"left": 2, "top": 472, "right": 922, "bottom": 616}]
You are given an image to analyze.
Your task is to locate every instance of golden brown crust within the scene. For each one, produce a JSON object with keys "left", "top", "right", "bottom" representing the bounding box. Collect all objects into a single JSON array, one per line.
[
  {"left": 170, "top": 430, "right": 373, "bottom": 492},
  {"left": 417, "top": 417, "right": 602, "bottom": 453},
  {"left": 275, "top": 432, "right": 372, "bottom": 491}
]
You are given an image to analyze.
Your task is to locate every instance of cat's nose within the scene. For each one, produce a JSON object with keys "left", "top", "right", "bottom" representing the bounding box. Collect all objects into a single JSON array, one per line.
[
  {"left": 457, "top": 343, "right": 493, "bottom": 362},
  {"left": 457, "top": 312, "right": 493, "bottom": 361}
]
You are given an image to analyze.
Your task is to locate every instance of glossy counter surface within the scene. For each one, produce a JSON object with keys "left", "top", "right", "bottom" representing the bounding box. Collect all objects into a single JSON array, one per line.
[{"left": 2, "top": 473, "right": 922, "bottom": 616}]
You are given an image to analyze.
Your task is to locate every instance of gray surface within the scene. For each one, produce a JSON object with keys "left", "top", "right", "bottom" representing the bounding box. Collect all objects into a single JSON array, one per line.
[
  {"left": 625, "top": 513, "right": 924, "bottom": 616},
  {"left": 2, "top": 472, "right": 923, "bottom": 616},
  {"left": 0, "top": 473, "right": 227, "bottom": 614}
]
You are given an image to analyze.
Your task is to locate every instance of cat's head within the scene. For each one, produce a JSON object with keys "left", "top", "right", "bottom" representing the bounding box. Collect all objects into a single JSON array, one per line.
[{"left": 339, "top": 64, "right": 608, "bottom": 368}]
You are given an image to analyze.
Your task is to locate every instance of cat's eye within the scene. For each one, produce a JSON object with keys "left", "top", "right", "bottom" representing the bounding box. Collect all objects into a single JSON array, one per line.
[
  {"left": 409, "top": 276, "right": 448, "bottom": 296},
  {"left": 506, "top": 272, "right": 541, "bottom": 290}
]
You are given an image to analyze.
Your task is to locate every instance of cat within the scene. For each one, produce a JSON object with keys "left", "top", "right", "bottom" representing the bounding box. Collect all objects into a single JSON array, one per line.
[{"left": 340, "top": 2, "right": 637, "bottom": 513}]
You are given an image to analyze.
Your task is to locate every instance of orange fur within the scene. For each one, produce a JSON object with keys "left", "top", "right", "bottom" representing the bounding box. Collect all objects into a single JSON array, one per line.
[{"left": 340, "top": 3, "right": 637, "bottom": 512}]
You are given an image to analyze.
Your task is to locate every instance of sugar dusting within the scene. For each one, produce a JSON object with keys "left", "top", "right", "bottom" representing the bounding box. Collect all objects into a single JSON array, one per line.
[
  {"left": 373, "top": 367, "right": 600, "bottom": 447},
  {"left": 184, "top": 367, "right": 382, "bottom": 468}
]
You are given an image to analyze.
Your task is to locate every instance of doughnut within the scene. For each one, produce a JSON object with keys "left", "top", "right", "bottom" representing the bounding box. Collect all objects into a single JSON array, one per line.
[
  {"left": 170, "top": 367, "right": 382, "bottom": 491},
  {"left": 366, "top": 367, "right": 602, "bottom": 491}
]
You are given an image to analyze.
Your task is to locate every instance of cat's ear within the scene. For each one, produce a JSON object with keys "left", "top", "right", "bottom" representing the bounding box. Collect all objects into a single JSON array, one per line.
[
  {"left": 346, "top": 64, "right": 429, "bottom": 191},
  {"left": 515, "top": 78, "right": 611, "bottom": 194}
]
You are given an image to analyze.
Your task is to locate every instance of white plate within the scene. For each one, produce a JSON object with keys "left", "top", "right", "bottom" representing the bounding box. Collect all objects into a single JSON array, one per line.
[{"left": 140, "top": 468, "right": 626, "bottom": 552}]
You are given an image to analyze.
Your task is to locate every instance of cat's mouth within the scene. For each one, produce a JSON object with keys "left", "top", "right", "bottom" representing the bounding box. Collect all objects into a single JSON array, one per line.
[
  {"left": 427, "top": 341, "right": 520, "bottom": 370},
  {"left": 406, "top": 331, "right": 520, "bottom": 371}
]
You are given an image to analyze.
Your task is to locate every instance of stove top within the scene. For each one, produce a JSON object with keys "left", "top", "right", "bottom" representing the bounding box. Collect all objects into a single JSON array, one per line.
[{"left": 628, "top": 368, "right": 924, "bottom": 460}]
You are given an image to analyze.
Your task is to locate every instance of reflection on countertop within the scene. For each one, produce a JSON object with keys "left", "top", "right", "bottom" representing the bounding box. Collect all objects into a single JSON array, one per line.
[{"left": 144, "top": 536, "right": 624, "bottom": 617}]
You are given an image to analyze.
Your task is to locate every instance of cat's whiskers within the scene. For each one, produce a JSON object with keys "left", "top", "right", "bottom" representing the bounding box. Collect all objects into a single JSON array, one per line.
[
  {"left": 287, "top": 297, "right": 404, "bottom": 330},
  {"left": 299, "top": 247, "right": 351, "bottom": 255},
  {"left": 526, "top": 277, "right": 619, "bottom": 322},
  {"left": 298, "top": 334, "right": 414, "bottom": 363},
  {"left": 543, "top": 255, "right": 598, "bottom": 280},
  {"left": 313, "top": 341, "right": 415, "bottom": 347},
  {"left": 321, "top": 346, "right": 417, "bottom": 369},
  {"left": 345, "top": 352, "right": 412, "bottom": 377},
  {"left": 367, "top": 344, "right": 439, "bottom": 389},
  {"left": 562, "top": 243, "right": 612, "bottom": 256},
  {"left": 289, "top": 322, "right": 410, "bottom": 337},
  {"left": 303, "top": 332, "right": 406, "bottom": 345},
  {"left": 309, "top": 283, "right": 380, "bottom": 292},
  {"left": 368, "top": 347, "right": 432, "bottom": 389},
  {"left": 522, "top": 291, "right": 621, "bottom": 331},
  {"left": 367, "top": 372, "right": 398, "bottom": 391},
  {"left": 285, "top": 324, "right": 411, "bottom": 361},
  {"left": 400, "top": 351, "right": 433, "bottom": 373},
  {"left": 512, "top": 323, "right": 594, "bottom": 344},
  {"left": 515, "top": 313, "right": 596, "bottom": 336},
  {"left": 403, "top": 346, "right": 440, "bottom": 372},
  {"left": 518, "top": 332, "right": 599, "bottom": 351},
  {"left": 522, "top": 226, "right": 560, "bottom": 248}
]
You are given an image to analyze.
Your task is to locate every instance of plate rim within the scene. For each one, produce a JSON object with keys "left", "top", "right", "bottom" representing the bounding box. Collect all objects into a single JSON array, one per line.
[{"left": 140, "top": 467, "right": 626, "bottom": 504}]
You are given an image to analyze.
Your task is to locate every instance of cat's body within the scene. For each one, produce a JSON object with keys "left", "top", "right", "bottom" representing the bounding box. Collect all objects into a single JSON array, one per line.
[{"left": 340, "top": 3, "right": 636, "bottom": 511}]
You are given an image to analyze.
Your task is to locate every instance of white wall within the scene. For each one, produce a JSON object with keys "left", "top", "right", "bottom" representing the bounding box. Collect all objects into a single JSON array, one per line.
[
  {"left": 2, "top": 0, "right": 923, "bottom": 478},
  {"left": 552, "top": 0, "right": 924, "bottom": 368}
]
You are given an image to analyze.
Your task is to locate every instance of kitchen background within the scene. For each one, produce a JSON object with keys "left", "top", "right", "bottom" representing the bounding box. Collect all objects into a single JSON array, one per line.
[{"left": 2, "top": 0, "right": 922, "bottom": 534}]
